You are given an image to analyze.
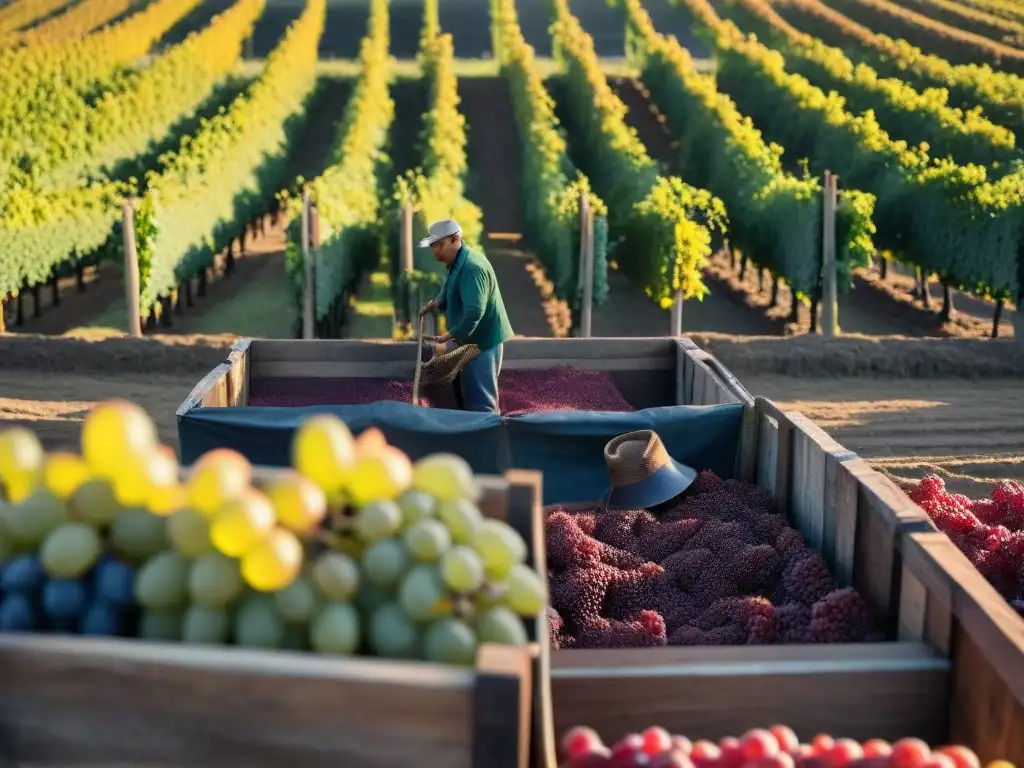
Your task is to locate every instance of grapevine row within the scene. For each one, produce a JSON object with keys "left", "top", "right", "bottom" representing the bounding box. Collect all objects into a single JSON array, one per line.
[
  {"left": 682, "top": 0, "right": 1024, "bottom": 300},
  {"left": 131, "top": 0, "right": 324, "bottom": 313},
  {"left": 952, "top": 0, "right": 1024, "bottom": 25},
  {"left": 389, "top": 0, "right": 484, "bottom": 301},
  {"left": 283, "top": 0, "right": 391, "bottom": 337},
  {"left": 720, "top": 0, "right": 1018, "bottom": 169},
  {"left": 489, "top": 0, "right": 610, "bottom": 314},
  {"left": 17, "top": 0, "right": 137, "bottom": 46},
  {"left": 622, "top": 0, "right": 876, "bottom": 301},
  {"left": 550, "top": 0, "right": 726, "bottom": 308},
  {"left": 0, "top": 0, "right": 70, "bottom": 38},
  {"left": 818, "top": 0, "right": 1024, "bottom": 71},
  {"left": 0, "top": 0, "right": 202, "bottom": 117},
  {"left": 772, "top": 0, "right": 1024, "bottom": 136},
  {"left": 898, "top": 0, "right": 1024, "bottom": 47},
  {"left": 2, "top": 0, "right": 263, "bottom": 192}
]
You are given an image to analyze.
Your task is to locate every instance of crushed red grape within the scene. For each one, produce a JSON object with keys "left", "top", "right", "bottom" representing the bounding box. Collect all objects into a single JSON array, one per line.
[
  {"left": 545, "top": 471, "right": 880, "bottom": 648},
  {"left": 248, "top": 366, "right": 634, "bottom": 414}
]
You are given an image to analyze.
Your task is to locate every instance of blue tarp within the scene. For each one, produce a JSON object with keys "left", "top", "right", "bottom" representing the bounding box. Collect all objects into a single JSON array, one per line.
[{"left": 179, "top": 402, "right": 744, "bottom": 506}]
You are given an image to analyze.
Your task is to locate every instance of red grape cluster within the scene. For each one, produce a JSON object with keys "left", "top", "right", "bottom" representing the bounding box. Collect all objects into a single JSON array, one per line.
[
  {"left": 546, "top": 471, "right": 880, "bottom": 648},
  {"left": 249, "top": 366, "right": 634, "bottom": 414},
  {"left": 558, "top": 724, "right": 1007, "bottom": 768},
  {"left": 907, "top": 475, "right": 1024, "bottom": 610}
]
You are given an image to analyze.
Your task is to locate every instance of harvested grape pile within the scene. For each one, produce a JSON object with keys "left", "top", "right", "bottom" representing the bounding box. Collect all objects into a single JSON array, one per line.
[
  {"left": 545, "top": 471, "right": 880, "bottom": 648},
  {"left": 907, "top": 475, "right": 1024, "bottom": 614},
  {"left": 248, "top": 366, "right": 635, "bottom": 414}
]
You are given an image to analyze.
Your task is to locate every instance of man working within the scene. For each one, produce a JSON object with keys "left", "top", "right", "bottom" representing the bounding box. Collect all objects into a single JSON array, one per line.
[{"left": 418, "top": 219, "right": 513, "bottom": 414}]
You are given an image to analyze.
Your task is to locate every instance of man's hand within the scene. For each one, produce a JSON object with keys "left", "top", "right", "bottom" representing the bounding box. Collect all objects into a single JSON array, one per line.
[
  {"left": 419, "top": 299, "right": 438, "bottom": 318},
  {"left": 436, "top": 332, "right": 452, "bottom": 344}
]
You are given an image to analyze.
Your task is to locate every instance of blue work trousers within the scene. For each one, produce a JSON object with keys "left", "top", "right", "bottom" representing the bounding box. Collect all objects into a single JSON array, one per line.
[{"left": 455, "top": 343, "right": 504, "bottom": 413}]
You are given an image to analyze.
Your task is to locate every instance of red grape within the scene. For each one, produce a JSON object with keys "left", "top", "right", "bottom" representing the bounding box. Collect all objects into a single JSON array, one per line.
[
  {"left": 769, "top": 725, "right": 800, "bottom": 753},
  {"left": 936, "top": 747, "right": 981, "bottom": 768},
  {"left": 692, "top": 741, "right": 723, "bottom": 761},
  {"left": 921, "top": 757, "right": 958, "bottom": 768},
  {"left": 563, "top": 726, "right": 605, "bottom": 759},
  {"left": 644, "top": 727, "right": 674, "bottom": 756},
  {"left": 829, "top": 739, "right": 865, "bottom": 767},
  {"left": 742, "top": 730, "right": 780, "bottom": 761},
  {"left": 863, "top": 740, "right": 893, "bottom": 758},
  {"left": 891, "top": 739, "right": 931, "bottom": 768},
  {"left": 812, "top": 735, "right": 836, "bottom": 756}
]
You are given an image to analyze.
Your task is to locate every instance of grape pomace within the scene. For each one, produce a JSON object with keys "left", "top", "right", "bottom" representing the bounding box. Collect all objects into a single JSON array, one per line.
[
  {"left": 235, "top": 595, "right": 286, "bottom": 648},
  {"left": 266, "top": 471, "right": 327, "bottom": 534},
  {"left": 475, "top": 606, "right": 529, "bottom": 645},
  {"left": 471, "top": 519, "right": 526, "bottom": 579},
  {"left": 110, "top": 507, "right": 168, "bottom": 562},
  {"left": 404, "top": 518, "right": 451, "bottom": 563},
  {"left": 422, "top": 617, "right": 478, "bottom": 666},
  {"left": 189, "top": 552, "right": 244, "bottom": 607},
  {"left": 210, "top": 489, "right": 275, "bottom": 557},
  {"left": 440, "top": 545, "right": 485, "bottom": 593},
  {"left": 398, "top": 564, "right": 451, "bottom": 623},
  {"left": 310, "top": 602, "right": 360, "bottom": 654},
  {"left": 69, "top": 478, "right": 120, "bottom": 527},
  {"left": 354, "top": 499, "right": 402, "bottom": 543},
  {"left": 186, "top": 449, "right": 252, "bottom": 517},
  {"left": 436, "top": 498, "right": 483, "bottom": 544},
  {"left": 40, "top": 522, "right": 102, "bottom": 578},
  {"left": 412, "top": 454, "right": 479, "bottom": 502},
  {"left": 135, "top": 550, "right": 190, "bottom": 609},
  {"left": 241, "top": 527, "right": 303, "bottom": 592},
  {"left": 274, "top": 574, "right": 320, "bottom": 623},
  {"left": 369, "top": 602, "right": 420, "bottom": 658},
  {"left": 183, "top": 605, "right": 231, "bottom": 644},
  {"left": 312, "top": 551, "right": 360, "bottom": 600},
  {"left": 362, "top": 539, "right": 410, "bottom": 589},
  {"left": 5, "top": 489, "right": 67, "bottom": 547},
  {"left": 167, "top": 508, "right": 214, "bottom": 557}
]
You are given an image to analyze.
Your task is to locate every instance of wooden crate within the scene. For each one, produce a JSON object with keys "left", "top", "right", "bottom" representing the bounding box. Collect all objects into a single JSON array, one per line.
[
  {"left": 177, "top": 337, "right": 752, "bottom": 417},
  {"left": 899, "top": 531, "right": 1024, "bottom": 764},
  {"left": 549, "top": 397, "right": 949, "bottom": 744},
  {"left": 0, "top": 471, "right": 554, "bottom": 768}
]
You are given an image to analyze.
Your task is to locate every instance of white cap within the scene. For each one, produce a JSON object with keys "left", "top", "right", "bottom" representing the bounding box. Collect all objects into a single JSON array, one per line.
[{"left": 419, "top": 218, "right": 461, "bottom": 248}]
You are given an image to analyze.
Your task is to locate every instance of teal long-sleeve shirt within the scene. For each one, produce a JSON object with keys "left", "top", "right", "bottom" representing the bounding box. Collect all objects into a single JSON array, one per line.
[{"left": 435, "top": 244, "right": 513, "bottom": 350}]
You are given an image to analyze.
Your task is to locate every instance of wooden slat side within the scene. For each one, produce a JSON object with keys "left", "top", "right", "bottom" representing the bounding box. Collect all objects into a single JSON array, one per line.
[
  {"left": 550, "top": 643, "right": 947, "bottom": 745},
  {"left": 737, "top": 405, "right": 758, "bottom": 483},
  {"left": 472, "top": 644, "right": 534, "bottom": 768},
  {"left": 176, "top": 363, "right": 232, "bottom": 417},
  {"left": 831, "top": 457, "right": 861, "bottom": 588},
  {"left": 226, "top": 339, "right": 251, "bottom": 407},
  {"left": 0, "top": 636, "right": 476, "bottom": 768},
  {"left": 675, "top": 342, "right": 689, "bottom": 405},
  {"left": 755, "top": 410, "right": 779, "bottom": 497}
]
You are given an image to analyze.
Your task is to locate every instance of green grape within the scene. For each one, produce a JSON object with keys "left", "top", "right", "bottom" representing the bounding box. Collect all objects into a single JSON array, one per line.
[
  {"left": 471, "top": 519, "right": 526, "bottom": 579},
  {"left": 310, "top": 602, "right": 360, "bottom": 654},
  {"left": 274, "top": 574, "right": 319, "bottom": 623},
  {"left": 311, "top": 551, "right": 360, "bottom": 601},
  {"left": 139, "top": 609, "right": 184, "bottom": 641},
  {"left": 396, "top": 489, "right": 435, "bottom": 530},
  {"left": 440, "top": 546, "right": 485, "bottom": 594},
  {"left": 354, "top": 500, "right": 401, "bottom": 543},
  {"left": 110, "top": 507, "right": 168, "bottom": 562},
  {"left": 167, "top": 509, "right": 213, "bottom": 557},
  {"left": 234, "top": 595, "right": 285, "bottom": 648},
  {"left": 502, "top": 563, "right": 546, "bottom": 616},
  {"left": 475, "top": 606, "right": 528, "bottom": 646},
  {"left": 189, "top": 552, "right": 244, "bottom": 608},
  {"left": 403, "top": 519, "right": 451, "bottom": 563},
  {"left": 135, "top": 550, "right": 189, "bottom": 609},
  {"left": 282, "top": 622, "right": 311, "bottom": 651},
  {"left": 5, "top": 489, "right": 66, "bottom": 546},
  {"left": 39, "top": 522, "right": 101, "bottom": 578},
  {"left": 355, "top": 579, "right": 394, "bottom": 617},
  {"left": 68, "top": 478, "right": 120, "bottom": 526},
  {"left": 422, "top": 617, "right": 478, "bottom": 666},
  {"left": 369, "top": 602, "right": 419, "bottom": 658},
  {"left": 361, "top": 539, "right": 410, "bottom": 589},
  {"left": 183, "top": 605, "right": 230, "bottom": 644},
  {"left": 436, "top": 498, "right": 482, "bottom": 544},
  {"left": 398, "top": 565, "right": 450, "bottom": 624}
]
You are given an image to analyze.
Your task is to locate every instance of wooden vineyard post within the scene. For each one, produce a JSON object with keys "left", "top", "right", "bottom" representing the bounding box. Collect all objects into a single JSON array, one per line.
[
  {"left": 301, "top": 189, "right": 314, "bottom": 340},
  {"left": 670, "top": 290, "right": 683, "bottom": 337},
  {"left": 578, "top": 192, "right": 594, "bottom": 338},
  {"left": 401, "top": 202, "right": 414, "bottom": 328},
  {"left": 121, "top": 199, "right": 142, "bottom": 338},
  {"left": 821, "top": 170, "right": 839, "bottom": 338}
]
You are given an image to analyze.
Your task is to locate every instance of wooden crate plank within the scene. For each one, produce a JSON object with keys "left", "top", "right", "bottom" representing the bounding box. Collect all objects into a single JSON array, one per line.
[
  {"left": 755, "top": 411, "right": 779, "bottom": 497},
  {"left": 176, "top": 364, "right": 232, "bottom": 417},
  {"left": 551, "top": 643, "right": 947, "bottom": 745},
  {"left": 832, "top": 458, "right": 862, "bottom": 588},
  {"left": 737, "top": 405, "right": 758, "bottom": 483}
]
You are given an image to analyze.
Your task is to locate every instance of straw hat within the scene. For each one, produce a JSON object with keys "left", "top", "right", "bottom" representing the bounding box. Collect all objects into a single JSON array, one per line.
[
  {"left": 419, "top": 218, "right": 461, "bottom": 248},
  {"left": 604, "top": 430, "right": 697, "bottom": 510},
  {"left": 419, "top": 341, "right": 480, "bottom": 388}
]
